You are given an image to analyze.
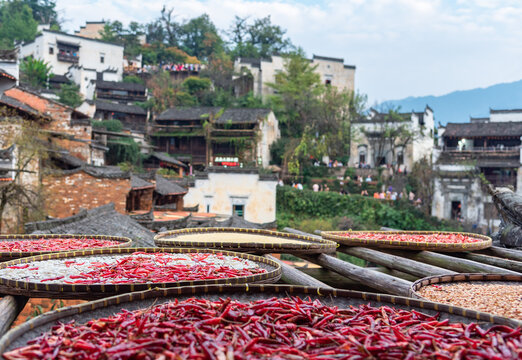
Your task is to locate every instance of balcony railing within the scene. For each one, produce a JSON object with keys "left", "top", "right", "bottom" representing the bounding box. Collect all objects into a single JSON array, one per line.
[
  {"left": 57, "top": 53, "right": 79, "bottom": 63},
  {"left": 96, "top": 92, "right": 147, "bottom": 102},
  {"left": 442, "top": 146, "right": 520, "bottom": 153}
]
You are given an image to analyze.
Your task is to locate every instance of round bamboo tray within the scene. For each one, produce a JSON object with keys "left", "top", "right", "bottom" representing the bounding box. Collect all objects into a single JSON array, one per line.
[
  {"left": 321, "top": 230, "right": 492, "bottom": 252},
  {"left": 0, "top": 234, "right": 132, "bottom": 261},
  {"left": 0, "top": 248, "right": 281, "bottom": 299},
  {"left": 1, "top": 284, "right": 520, "bottom": 355},
  {"left": 410, "top": 273, "right": 522, "bottom": 319},
  {"left": 155, "top": 227, "right": 337, "bottom": 254}
]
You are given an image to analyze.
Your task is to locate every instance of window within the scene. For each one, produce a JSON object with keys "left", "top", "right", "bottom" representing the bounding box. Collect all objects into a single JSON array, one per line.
[
  {"left": 206, "top": 204, "right": 210, "bottom": 213},
  {"left": 397, "top": 151, "right": 404, "bottom": 165},
  {"left": 233, "top": 204, "right": 244, "bottom": 218},
  {"left": 49, "top": 47, "right": 54, "bottom": 55},
  {"left": 359, "top": 153, "right": 366, "bottom": 164},
  {"left": 100, "top": 53, "right": 105, "bottom": 63}
]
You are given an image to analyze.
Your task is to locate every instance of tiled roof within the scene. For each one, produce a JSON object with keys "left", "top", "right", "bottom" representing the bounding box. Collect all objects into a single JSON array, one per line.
[
  {"left": 444, "top": 122, "right": 522, "bottom": 137},
  {"left": 151, "top": 152, "right": 187, "bottom": 168},
  {"left": 96, "top": 80, "right": 146, "bottom": 92},
  {"left": 155, "top": 174, "right": 187, "bottom": 196},
  {"left": 95, "top": 100, "right": 147, "bottom": 115},
  {"left": 0, "top": 93, "right": 43, "bottom": 119},
  {"left": 157, "top": 107, "right": 220, "bottom": 121},
  {"left": 131, "top": 174, "right": 154, "bottom": 189},
  {"left": 215, "top": 108, "right": 271, "bottom": 124},
  {"left": 26, "top": 203, "right": 155, "bottom": 247}
]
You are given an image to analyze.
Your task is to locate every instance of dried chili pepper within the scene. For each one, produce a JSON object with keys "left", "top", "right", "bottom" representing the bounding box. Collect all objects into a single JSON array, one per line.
[
  {"left": 340, "top": 232, "right": 482, "bottom": 244},
  {"left": 4, "top": 297, "right": 521, "bottom": 359},
  {"left": 0, "top": 238, "right": 121, "bottom": 253}
]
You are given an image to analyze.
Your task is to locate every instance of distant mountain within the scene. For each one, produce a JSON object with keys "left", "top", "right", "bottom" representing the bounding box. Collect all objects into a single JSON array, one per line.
[{"left": 381, "top": 79, "right": 522, "bottom": 126}]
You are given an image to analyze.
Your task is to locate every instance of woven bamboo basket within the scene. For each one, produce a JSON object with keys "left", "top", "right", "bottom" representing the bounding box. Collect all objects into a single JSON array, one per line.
[
  {"left": 0, "top": 248, "right": 281, "bottom": 299},
  {"left": 410, "top": 273, "right": 522, "bottom": 319},
  {"left": 155, "top": 227, "right": 337, "bottom": 254},
  {"left": 1, "top": 283, "right": 520, "bottom": 355},
  {"left": 321, "top": 230, "right": 492, "bottom": 252},
  {"left": 0, "top": 234, "right": 132, "bottom": 261}
]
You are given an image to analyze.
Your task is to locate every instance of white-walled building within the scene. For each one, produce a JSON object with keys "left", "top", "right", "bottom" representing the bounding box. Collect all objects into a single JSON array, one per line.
[
  {"left": 234, "top": 54, "right": 356, "bottom": 102},
  {"left": 432, "top": 109, "right": 522, "bottom": 232},
  {"left": 349, "top": 106, "right": 435, "bottom": 171},
  {"left": 19, "top": 29, "right": 124, "bottom": 81},
  {"left": 183, "top": 168, "right": 277, "bottom": 224}
]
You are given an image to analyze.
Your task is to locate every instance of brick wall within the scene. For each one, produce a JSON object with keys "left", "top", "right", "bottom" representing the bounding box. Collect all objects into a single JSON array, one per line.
[{"left": 43, "top": 170, "right": 131, "bottom": 218}]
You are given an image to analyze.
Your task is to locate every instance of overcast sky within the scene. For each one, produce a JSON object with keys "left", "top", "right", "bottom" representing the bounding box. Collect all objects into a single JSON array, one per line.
[{"left": 56, "top": 0, "right": 522, "bottom": 105}]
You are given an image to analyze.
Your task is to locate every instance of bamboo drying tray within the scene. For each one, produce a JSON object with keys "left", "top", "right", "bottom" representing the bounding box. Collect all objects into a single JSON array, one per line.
[
  {"left": 0, "top": 248, "right": 281, "bottom": 299},
  {"left": 410, "top": 273, "right": 522, "bottom": 319},
  {"left": 321, "top": 230, "right": 492, "bottom": 252},
  {"left": 0, "top": 234, "right": 132, "bottom": 261},
  {"left": 155, "top": 227, "right": 337, "bottom": 254},
  {"left": 1, "top": 283, "right": 520, "bottom": 355}
]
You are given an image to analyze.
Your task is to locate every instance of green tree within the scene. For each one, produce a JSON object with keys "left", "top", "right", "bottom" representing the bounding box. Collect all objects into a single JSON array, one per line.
[
  {"left": 22, "top": 0, "right": 60, "bottom": 28},
  {"left": 0, "top": 0, "right": 38, "bottom": 49},
  {"left": 93, "top": 120, "right": 141, "bottom": 166},
  {"left": 20, "top": 56, "right": 53, "bottom": 89},
  {"left": 228, "top": 15, "right": 293, "bottom": 58},
  {"left": 122, "top": 75, "right": 145, "bottom": 85},
  {"left": 180, "top": 14, "right": 223, "bottom": 59},
  {"left": 182, "top": 76, "right": 211, "bottom": 101},
  {"left": 200, "top": 50, "right": 234, "bottom": 90},
  {"left": 99, "top": 20, "right": 144, "bottom": 57},
  {"left": 57, "top": 83, "right": 82, "bottom": 108}
]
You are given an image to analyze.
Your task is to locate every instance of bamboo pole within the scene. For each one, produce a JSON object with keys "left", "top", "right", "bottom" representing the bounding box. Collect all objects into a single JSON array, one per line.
[
  {"left": 0, "top": 296, "right": 28, "bottom": 337},
  {"left": 385, "top": 250, "right": 520, "bottom": 275},
  {"left": 300, "top": 253, "right": 412, "bottom": 297},
  {"left": 339, "top": 246, "right": 457, "bottom": 277},
  {"left": 264, "top": 255, "right": 332, "bottom": 288}
]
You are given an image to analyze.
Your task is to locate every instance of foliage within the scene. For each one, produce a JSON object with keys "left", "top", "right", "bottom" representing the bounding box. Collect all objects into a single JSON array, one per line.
[
  {"left": 92, "top": 119, "right": 123, "bottom": 132},
  {"left": 23, "top": 0, "right": 60, "bottom": 27},
  {"left": 19, "top": 56, "right": 53, "bottom": 89},
  {"left": 93, "top": 120, "right": 142, "bottom": 166},
  {"left": 182, "top": 76, "right": 211, "bottom": 101},
  {"left": 408, "top": 156, "right": 435, "bottom": 215},
  {"left": 122, "top": 75, "right": 145, "bottom": 85},
  {"left": 0, "top": 118, "right": 47, "bottom": 233},
  {"left": 157, "top": 168, "right": 179, "bottom": 176},
  {"left": 200, "top": 50, "right": 234, "bottom": 90},
  {"left": 179, "top": 14, "right": 223, "bottom": 59},
  {"left": 0, "top": 0, "right": 38, "bottom": 49},
  {"left": 277, "top": 186, "right": 462, "bottom": 231},
  {"left": 236, "top": 91, "right": 264, "bottom": 108},
  {"left": 228, "top": 15, "right": 293, "bottom": 58},
  {"left": 57, "top": 83, "right": 82, "bottom": 108},
  {"left": 99, "top": 20, "right": 144, "bottom": 57}
]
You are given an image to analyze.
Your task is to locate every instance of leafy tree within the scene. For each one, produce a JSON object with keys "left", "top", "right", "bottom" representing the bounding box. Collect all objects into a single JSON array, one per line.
[
  {"left": 99, "top": 20, "right": 144, "bottom": 57},
  {"left": 122, "top": 75, "right": 145, "bottom": 85},
  {"left": 200, "top": 50, "right": 234, "bottom": 90},
  {"left": 0, "top": 0, "right": 38, "bottom": 49},
  {"left": 93, "top": 120, "right": 141, "bottom": 166},
  {"left": 57, "top": 83, "right": 82, "bottom": 108},
  {"left": 22, "top": 0, "right": 60, "bottom": 28},
  {"left": 0, "top": 117, "right": 47, "bottom": 233},
  {"left": 182, "top": 76, "right": 211, "bottom": 102},
  {"left": 236, "top": 91, "right": 263, "bottom": 108},
  {"left": 20, "top": 56, "right": 53, "bottom": 89},
  {"left": 180, "top": 14, "right": 223, "bottom": 59},
  {"left": 228, "top": 15, "right": 293, "bottom": 58}
]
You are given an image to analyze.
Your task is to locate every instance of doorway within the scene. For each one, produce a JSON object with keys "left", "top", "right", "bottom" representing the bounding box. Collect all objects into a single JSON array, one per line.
[{"left": 451, "top": 201, "right": 461, "bottom": 220}]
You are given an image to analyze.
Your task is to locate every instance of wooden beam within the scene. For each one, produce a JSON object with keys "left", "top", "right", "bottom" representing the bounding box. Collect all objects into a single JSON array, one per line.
[
  {"left": 450, "top": 252, "right": 522, "bottom": 273},
  {"left": 264, "top": 255, "right": 332, "bottom": 288},
  {"left": 300, "top": 253, "right": 412, "bottom": 297},
  {"left": 339, "top": 246, "right": 457, "bottom": 277},
  {"left": 0, "top": 296, "right": 28, "bottom": 337},
  {"left": 478, "top": 246, "right": 522, "bottom": 262},
  {"left": 385, "top": 250, "right": 520, "bottom": 275}
]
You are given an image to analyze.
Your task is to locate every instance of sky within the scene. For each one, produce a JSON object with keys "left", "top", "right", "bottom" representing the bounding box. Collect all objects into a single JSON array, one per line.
[{"left": 56, "top": 0, "right": 522, "bottom": 105}]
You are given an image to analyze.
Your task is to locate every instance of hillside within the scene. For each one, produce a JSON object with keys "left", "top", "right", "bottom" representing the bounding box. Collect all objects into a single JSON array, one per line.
[{"left": 381, "top": 79, "right": 522, "bottom": 125}]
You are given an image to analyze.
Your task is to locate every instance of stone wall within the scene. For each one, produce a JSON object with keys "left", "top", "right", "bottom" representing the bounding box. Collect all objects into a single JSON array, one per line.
[{"left": 43, "top": 170, "right": 131, "bottom": 218}]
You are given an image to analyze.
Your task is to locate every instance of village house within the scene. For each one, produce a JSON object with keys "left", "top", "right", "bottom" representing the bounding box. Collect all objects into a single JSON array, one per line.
[
  {"left": 0, "top": 49, "right": 19, "bottom": 82},
  {"left": 19, "top": 29, "right": 124, "bottom": 80},
  {"left": 432, "top": 109, "right": 522, "bottom": 232},
  {"left": 151, "top": 107, "right": 279, "bottom": 169},
  {"left": 74, "top": 21, "right": 106, "bottom": 39},
  {"left": 349, "top": 106, "right": 435, "bottom": 172},
  {"left": 93, "top": 100, "right": 148, "bottom": 134},
  {"left": 234, "top": 54, "right": 356, "bottom": 101},
  {"left": 183, "top": 167, "right": 277, "bottom": 224}
]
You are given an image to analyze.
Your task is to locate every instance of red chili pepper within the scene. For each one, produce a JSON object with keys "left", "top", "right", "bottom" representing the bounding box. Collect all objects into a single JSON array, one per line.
[
  {"left": 0, "top": 238, "right": 121, "bottom": 252},
  {"left": 340, "top": 232, "right": 482, "bottom": 244}
]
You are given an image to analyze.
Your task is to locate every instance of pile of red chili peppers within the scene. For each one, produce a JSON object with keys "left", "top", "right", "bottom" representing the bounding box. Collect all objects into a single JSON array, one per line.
[
  {"left": 341, "top": 232, "right": 481, "bottom": 244},
  {"left": 0, "top": 238, "right": 121, "bottom": 252},
  {"left": 60, "top": 252, "right": 267, "bottom": 284},
  {"left": 4, "top": 297, "right": 521, "bottom": 359}
]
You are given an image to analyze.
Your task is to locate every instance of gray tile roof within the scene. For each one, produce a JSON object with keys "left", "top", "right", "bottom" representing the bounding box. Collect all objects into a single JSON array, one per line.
[
  {"left": 96, "top": 80, "right": 146, "bottom": 92},
  {"left": 25, "top": 203, "right": 155, "bottom": 247},
  {"left": 444, "top": 122, "right": 522, "bottom": 138},
  {"left": 155, "top": 174, "right": 187, "bottom": 196},
  {"left": 0, "top": 94, "right": 42, "bottom": 118},
  {"left": 157, "top": 107, "right": 220, "bottom": 121},
  {"left": 95, "top": 100, "right": 147, "bottom": 115},
  {"left": 216, "top": 108, "right": 271, "bottom": 124},
  {"left": 151, "top": 152, "right": 187, "bottom": 168},
  {"left": 131, "top": 174, "right": 154, "bottom": 189}
]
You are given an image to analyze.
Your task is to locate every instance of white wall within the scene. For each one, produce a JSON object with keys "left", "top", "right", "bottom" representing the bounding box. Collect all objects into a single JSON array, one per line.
[
  {"left": 257, "top": 111, "right": 280, "bottom": 167},
  {"left": 20, "top": 30, "right": 124, "bottom": 79},
  {"left": 489, "top": 111, "right": 522, "bottom": 123},
  {"left": 183, "top": 171, "right": 277, "bottom": 223}
]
